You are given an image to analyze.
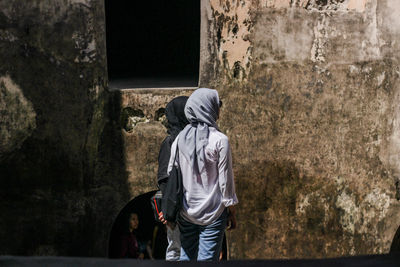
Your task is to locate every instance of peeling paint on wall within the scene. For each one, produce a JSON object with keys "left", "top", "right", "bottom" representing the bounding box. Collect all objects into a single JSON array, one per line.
[
  {"left": 73, "top": 32, "right": 97, "bottom": 63},
  {"left": 260, "top": 0, "right": 368, "bottom": 12},
  {"left": 253, "top": 0, "right": 382, "bottom": 65},
  {"left": 347, "top": 0, "right": 368, "bottom": 12},
  {"left": 336, "top": 188, "right": 392, "bottom": 238},
  {"left": 309, "top": 0, "right": 380, "bottom": 63},
  {"left": 311, "top": 15, "right": 328, "bottom": 62},
  {"left": 210, "top": 0, "right": 253, "bottom": 79}
]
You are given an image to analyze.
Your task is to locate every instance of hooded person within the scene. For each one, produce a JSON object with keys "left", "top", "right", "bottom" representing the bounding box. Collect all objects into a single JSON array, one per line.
[
  {"left": 157, "top": 96, "right": 189, "bottom": 190},
  {"left": 157, "top": 95, "right": 189, "bottom": 261},
  {"left": 167, "top": 88, "right": 238, "bottom": 261}
]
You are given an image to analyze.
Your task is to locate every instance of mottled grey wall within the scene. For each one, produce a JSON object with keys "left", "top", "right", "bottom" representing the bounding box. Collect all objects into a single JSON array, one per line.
[
  {"left": 117, "top": 89, "right": 194, "bottom": 198},
  {"left": 1, "top": 0, "right": 400, "bottom": 260},
  {"left": 207, "top": 0, "right": 400, "bottom": 259},
  {"left": 0, "top": 0, "right": 129, "bottom": 256}
]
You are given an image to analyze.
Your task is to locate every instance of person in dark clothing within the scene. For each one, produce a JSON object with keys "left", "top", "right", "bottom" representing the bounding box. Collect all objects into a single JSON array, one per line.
[
  {"left": 157, "top": 96, "right": 189, "bottom": 260},
  {"left": 164, "top": 88, "right": 238, "bottom": 261},
  {"left": 117, "top": 212, "right": 142, "bottom": 259},
  {"left": 150, "top": 222, "right": 168, "bottom": 259},
  {"left": 157, "top": 96, "right": 189, "bottom": 192}
]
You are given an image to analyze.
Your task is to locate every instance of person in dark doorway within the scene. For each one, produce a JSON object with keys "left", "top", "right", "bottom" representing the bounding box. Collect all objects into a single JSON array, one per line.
[
  {"left": 116, "top": 211, "right": 153, "bottom": 259},
  {"left": 116, "top": 212, "right": 143, "bottom": 259},
  {"left": 162, "top": 88, "right": 238, "bottom": 261},
  {"left": 157, "top": 96, "right": 189, "bottom": 261},
  {"left": 150, "top": 222, "right": 168, "bottom": 259}
]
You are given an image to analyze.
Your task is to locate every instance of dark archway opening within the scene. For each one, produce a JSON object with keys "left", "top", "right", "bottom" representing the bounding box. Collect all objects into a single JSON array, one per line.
[
  {"left": 390, "top": 225, "right": 400, "bottom": 254},
  {"left": 108, "top": 191, "right": 228, "bottom": 260},
  {"left": 108, "top": 190, "right": 167, "bottom": 259},
  {"left": 105, "top": 0, "right": 200, "bottom": 89}
]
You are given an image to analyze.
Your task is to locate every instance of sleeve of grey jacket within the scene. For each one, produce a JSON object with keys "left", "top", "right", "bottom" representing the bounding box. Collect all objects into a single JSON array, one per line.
[
  {"left": 167, "top": 138, "right": 178, "bottom": 175},
  {"left": 217, "top": 137, "right": 239, "bottom": 207}
]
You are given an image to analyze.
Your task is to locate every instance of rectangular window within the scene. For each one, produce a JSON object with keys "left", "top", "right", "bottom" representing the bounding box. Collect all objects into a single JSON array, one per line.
[{"left": 105, "top": 0, "right": 200, "bottom": 89}]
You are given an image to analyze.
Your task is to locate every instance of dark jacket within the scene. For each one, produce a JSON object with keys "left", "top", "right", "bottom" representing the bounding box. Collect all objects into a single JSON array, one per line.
[
  {"left": 157, "top": 96, "right": 188, "bottom": 194},
  {"left": 117, "top": 232, "right": 139, "bottom": 258}
]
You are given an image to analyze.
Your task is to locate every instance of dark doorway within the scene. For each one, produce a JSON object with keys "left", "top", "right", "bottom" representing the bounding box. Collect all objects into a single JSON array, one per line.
[
  {"left": 108, "top": 190, "right": 168, "bottom": 259},
  {"left": 105, "top": 0, "right": 200, "bottom": 89},
  {"left": 390, "top": 225, "right": 400, "bottom": 253},
  {"left": 108, "top": 191, "right": 228, "bottom": 260}
]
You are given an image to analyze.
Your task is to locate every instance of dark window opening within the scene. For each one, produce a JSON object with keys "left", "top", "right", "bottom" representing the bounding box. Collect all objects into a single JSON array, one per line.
[{"left": 105, "top": 0, "right": 200, "bottom": 89}]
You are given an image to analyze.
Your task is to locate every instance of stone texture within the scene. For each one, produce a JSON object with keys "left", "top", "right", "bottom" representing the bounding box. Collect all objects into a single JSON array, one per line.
[
  {"left": 0, "top": 75, "right": 36, "bottom": 160},
  {"left": 1, "top": 0, "right": 400, "bottom": 260},
  {"left": 208, "top": 0, "right": 400, "bottom": 259},
  {"left": 118, "top": 89, "right": 194, "bottom": 198},
  {"left": 220, "top": 61, "right": 400, "bottom": 258},
  {"left": 0, "top": 0, "right": 128, "bottom": 257}
]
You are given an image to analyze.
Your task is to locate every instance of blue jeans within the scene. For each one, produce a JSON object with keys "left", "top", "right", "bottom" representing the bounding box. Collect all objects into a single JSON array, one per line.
[{"left": 178, "top": 209, "right": 227, "bottom": 261}]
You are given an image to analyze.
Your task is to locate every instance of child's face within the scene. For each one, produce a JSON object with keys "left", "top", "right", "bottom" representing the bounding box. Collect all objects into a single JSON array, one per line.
[{"left": 129, "top": 213, "right": 139, "bottom": 231}]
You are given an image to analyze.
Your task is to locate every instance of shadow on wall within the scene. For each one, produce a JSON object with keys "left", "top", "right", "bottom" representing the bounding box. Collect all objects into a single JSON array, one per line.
[
  {"left": 233, "top": 160, "right": 333, "bottom": 258},
  {"left": 79, "top": 90, "right": 132, "bottom": 256},
  {"left": 0, "top": 59, "right": 131, "bottom": 256}
]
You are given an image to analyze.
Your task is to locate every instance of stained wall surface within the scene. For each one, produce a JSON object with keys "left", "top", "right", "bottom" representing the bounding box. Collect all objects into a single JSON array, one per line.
[
  {"left": 205, "top": 0, "right": 400, "bottom": 259},
  {"left": 118, "top": 89, "right": 194, "bottom": 197},
  {"left": 1, "top": 0, "right": 400, "bottom": 260},
  {"left": 0, "top": 0, "right": 129, "bottom": 256}
]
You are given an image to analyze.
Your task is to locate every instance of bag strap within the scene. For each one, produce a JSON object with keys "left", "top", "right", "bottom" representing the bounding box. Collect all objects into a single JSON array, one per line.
[{"left": 173, "top": 138, "right": 179, "bottom": 166}]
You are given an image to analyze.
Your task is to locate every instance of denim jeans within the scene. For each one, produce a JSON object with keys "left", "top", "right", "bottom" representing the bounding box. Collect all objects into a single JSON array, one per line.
[{"left": 178, "top": 209, "right": 227, "bottom": 261}]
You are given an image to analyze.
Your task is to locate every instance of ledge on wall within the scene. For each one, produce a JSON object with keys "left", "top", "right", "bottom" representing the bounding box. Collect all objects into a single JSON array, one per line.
[{"left": 107, "top": 77, "right": 198, "bottom": 91}]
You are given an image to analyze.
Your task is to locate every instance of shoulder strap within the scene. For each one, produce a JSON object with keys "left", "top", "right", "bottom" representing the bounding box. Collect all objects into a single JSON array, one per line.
[{"left": 173, "top": 138, "right": 179, "bottom": 165}]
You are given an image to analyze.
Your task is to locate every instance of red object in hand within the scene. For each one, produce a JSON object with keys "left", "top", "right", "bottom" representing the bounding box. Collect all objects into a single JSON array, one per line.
[{"left": 159, "top": 211, "right": 167, "bottom": 224}]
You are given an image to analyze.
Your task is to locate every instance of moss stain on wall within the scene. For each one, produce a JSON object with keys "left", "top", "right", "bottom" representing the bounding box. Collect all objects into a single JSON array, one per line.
[
  {"left": 212, "top": 0, "right": 400, "bottom": 258},
  {"left": 1, "top": 0, "right": 400, "bottom": 259}
]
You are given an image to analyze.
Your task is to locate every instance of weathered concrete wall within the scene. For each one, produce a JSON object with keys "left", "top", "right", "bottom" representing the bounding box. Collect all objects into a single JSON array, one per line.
[
  {"left": 2, "top": 0, "right": 400, "bottom": 260},
  {"left": 0, "top": 0, "right": 129, "bottom": 256},
  {"left": 0, "top": 75, "right": 36, "bottom": 160},
  {"left": 205, "top": 0, "right": 400, "bottom": 259},
  {"left": 117, "top": 89, "right": 194, "bottom": 198}
]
